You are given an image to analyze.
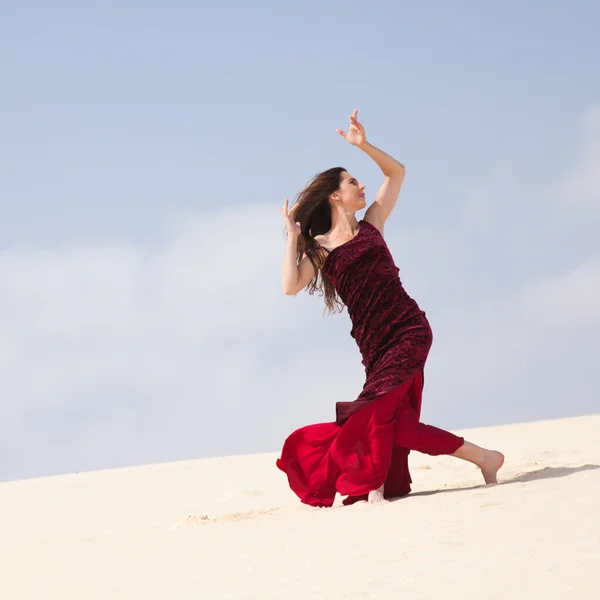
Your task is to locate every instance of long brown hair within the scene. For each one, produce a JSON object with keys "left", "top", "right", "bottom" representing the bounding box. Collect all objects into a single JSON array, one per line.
[{"left": 288, "top": 167, "right": 346, "bottom": 314}]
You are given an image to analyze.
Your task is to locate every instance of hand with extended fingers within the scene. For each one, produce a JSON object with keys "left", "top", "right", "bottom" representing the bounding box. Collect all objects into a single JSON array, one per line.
[
  {"left": 336, "top": 109, "right": 367, "bottom": 148},
  {"left": 280, "top": 199, "right": 301, "bottom": 237}
]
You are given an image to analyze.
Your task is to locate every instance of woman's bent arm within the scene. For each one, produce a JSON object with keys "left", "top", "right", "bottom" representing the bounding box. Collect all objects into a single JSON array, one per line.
[
  {"left": 282, "top": 233, "right": 316, "bottom": 295},
  {"left": 336, "top": 110, "right": 405, "bottom": 232},
  {"left": 360, "top": 141, "right": 405, "bottom": 179},
  {"left": 362, "top": 142, "right": 405, "bottom": 232}
]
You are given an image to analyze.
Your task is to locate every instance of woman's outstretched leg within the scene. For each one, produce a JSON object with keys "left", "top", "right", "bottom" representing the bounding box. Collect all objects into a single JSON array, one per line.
[
  {"left": 451, "top": 441, "right": 504, "bottom": 484},
  {"left": 393, "top": 380, "right": 504, "bottom": 485},
  {"left": 394, "top": 415, "right": 505, "bottom": 485}
]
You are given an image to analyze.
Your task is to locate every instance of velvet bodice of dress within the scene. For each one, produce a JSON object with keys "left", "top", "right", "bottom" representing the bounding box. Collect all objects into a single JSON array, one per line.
[{"left": 323, "top": 219, "right": 433, "bottom": 423}]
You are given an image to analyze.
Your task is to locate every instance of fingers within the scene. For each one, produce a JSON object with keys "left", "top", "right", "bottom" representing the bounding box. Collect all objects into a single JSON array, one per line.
[
  {"left": 350, "top": 109, "right": 363, "bottom": 130},
  {"left": 281, "top": 199, "right": 301, "bottom": 222},
  {"left": 337, "top": 109, "right": 362, "bottom": 140}
]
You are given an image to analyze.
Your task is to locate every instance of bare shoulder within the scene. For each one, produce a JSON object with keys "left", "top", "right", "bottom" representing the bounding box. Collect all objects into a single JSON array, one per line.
[
  {"left": 301, "top": 242, "right": 328, "bottom": 271},
  {"left": 313, "top": 233, "right": 332, "bottom": 252},
  {"left": 363, "top": 210, "right": 385, "bottom": 237}
]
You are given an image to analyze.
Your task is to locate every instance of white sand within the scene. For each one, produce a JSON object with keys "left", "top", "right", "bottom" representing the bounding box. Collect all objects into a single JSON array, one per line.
[{"left": 1, "top": 414, "right": 599, "bottom": 599}]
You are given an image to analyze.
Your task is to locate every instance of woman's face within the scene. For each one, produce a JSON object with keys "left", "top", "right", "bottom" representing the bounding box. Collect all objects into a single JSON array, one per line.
[{"left": 333, "top": 171, "right": 366, "bottom": 210}]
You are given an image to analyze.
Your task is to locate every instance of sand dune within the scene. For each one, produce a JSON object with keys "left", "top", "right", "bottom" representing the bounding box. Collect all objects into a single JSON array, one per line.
[{"left": 1, "top": 414, "right": 599, "bottom": 599}]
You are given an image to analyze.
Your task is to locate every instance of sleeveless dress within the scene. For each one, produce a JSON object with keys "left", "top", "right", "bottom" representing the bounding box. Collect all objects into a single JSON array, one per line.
[{"left": 276, "top": 220, "right": 464, "bottom": 507}]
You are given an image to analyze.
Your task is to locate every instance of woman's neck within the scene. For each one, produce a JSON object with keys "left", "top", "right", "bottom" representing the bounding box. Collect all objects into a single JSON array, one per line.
[{"left": 330, "top": 208, "right": 359, "bottom": 235}]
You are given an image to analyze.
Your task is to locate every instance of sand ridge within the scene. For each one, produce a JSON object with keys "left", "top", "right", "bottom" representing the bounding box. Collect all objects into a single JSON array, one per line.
[{"left": 1, "top": 414, "right": 599, "bottom": 599}]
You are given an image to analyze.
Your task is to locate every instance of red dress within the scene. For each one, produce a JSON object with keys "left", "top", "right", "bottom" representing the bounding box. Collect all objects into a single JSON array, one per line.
[{"left": 276, "top": 220, "right": 464, "bottom": 507}]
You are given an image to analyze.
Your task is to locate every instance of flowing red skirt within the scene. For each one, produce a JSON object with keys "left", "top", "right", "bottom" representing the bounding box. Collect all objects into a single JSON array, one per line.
[{"left": 276, "top": 371, "right": 464, "bottom": 507}]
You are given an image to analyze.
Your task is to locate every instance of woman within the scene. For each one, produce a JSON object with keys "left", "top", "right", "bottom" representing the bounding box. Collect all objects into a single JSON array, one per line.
[{"left": 277, "top": 110, "right": 504, "bottom": 507}]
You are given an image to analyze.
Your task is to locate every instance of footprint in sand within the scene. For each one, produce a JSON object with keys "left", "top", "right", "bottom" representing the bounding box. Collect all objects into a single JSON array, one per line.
[
  {"left": 169, "top": 514, "right": 217, "bottom": 528},
  {"left": 170, "top": 507, "right": 285, "bottom": 529}
]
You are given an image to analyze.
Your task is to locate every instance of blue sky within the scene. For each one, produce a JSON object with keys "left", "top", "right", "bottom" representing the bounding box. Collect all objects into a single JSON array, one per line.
[{"left": 1, "top": 1, "right": 599, "bottom": 480}]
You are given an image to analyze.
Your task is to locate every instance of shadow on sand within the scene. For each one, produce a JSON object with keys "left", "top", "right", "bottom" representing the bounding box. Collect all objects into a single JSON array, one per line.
[{"left": 404, "top": 464, "right": 600, "bottom": 499}]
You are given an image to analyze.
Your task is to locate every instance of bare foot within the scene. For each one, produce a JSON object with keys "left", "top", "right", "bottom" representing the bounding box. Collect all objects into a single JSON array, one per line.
[
  {"left": 368, "top": 484, "right": 386, "bottom": 504},
  {"left": 452, "top": 442, "right": 505, "bottom": 485},
  {"left": 480, "top": 450, "right": 504, "bottom": 484}
]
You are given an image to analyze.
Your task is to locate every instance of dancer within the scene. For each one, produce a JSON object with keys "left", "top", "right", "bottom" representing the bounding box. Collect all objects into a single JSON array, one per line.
[{"left": 277, "top": 110, "right": 504, "bottom": 507}]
